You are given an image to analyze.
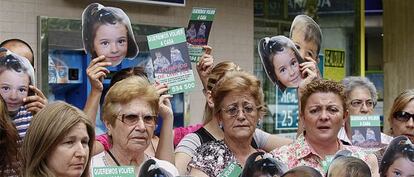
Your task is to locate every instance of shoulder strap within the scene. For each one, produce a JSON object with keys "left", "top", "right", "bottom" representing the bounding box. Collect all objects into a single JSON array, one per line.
[{"left": 194, "top": 127, "right": 216, "bottom": 144}]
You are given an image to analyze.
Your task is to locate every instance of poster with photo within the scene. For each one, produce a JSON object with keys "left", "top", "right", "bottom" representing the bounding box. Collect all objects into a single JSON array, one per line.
[
  {"left": 186, "top": 7, "right": 216, "bottom": 62},
  {"left": 350, "top": 115, "right": 382, "bottom": 148},
  {"left": 147, "top": 28, "right": 195, "bottom": 94},
  {"left": 82, "top": 3, "right": 139, "bottom": 67}
]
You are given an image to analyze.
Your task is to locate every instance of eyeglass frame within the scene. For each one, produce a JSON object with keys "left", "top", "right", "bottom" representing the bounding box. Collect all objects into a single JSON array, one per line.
[
  {"left": 116, "top": 113, "right": 157, "bottom": 126},
  {"left": 349, "top": 99, "right": 375, "bottom": 109},
  {"left": 219, "top": 102, "right": 261, "bottom": 118},
  {"left": 393, "top": 111, "right": 414, "bottom": 122}
]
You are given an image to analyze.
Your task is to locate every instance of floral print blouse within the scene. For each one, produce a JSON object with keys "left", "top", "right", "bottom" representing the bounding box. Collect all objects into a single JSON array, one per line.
[
  {"left": 271, "top": 134, "right": 372, "bottom": 175},
  {"left": 188, "top": 140, "right": 241, "bottom": 177}
]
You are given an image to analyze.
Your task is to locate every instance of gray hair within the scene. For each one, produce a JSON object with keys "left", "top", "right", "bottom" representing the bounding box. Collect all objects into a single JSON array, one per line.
[{"left": 342, "top": 76, "right": 378, "bottom": 106}]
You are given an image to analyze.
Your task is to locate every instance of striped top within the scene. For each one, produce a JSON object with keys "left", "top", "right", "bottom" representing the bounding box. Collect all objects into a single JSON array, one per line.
[{"left": 11, "top": 106, "right": 32, "bottom": 139}]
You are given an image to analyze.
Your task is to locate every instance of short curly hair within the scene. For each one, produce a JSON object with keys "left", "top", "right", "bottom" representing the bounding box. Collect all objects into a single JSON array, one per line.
[
  {"left": 300, "top": 79, "right": 346, "bottom": 114},
  {"left": 102, "top": 76, "right": 159, "bottom": 126}
]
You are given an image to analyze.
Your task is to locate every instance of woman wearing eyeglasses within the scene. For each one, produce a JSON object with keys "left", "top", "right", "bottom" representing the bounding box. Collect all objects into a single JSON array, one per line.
[
  {"left": 187, "top": 71, "right": 269, "bottom": 177},
  {"left": 90, "top": 76, "right": 178, "bottom": 176},
  {"left": 338, "top": 76, "right": 395, "bottom": 145},
  {"left": 380, "top": 136, "right": 414, "bottom": 177},
  {"left": 271, "top": 79, "right": 379, "bottom": 177},
  {"left": 388, "top": 89, "right": 414, "bottom": 143}
]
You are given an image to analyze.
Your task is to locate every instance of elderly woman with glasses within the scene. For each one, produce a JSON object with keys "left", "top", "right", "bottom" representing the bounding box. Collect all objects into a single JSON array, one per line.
[
  {"left": 90, "top": 76, "right": 178, "bottom": 176},
  {"left": 187, "top": 70, "right": 268, "bottom": 177},
  {"left": 338, "top": 76, "right": 395, "bottom": 145},
  {"left": 271, "top": 79, "right": 379, "bottom": 176}
]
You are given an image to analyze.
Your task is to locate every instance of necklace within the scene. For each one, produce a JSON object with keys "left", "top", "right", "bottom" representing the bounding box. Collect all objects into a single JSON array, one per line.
[
  {"left": 106, "top": 150, "right": 121, "bottom": 166},
  {"left": 105, "top": 150, "right": 150, "bottom": 167}
]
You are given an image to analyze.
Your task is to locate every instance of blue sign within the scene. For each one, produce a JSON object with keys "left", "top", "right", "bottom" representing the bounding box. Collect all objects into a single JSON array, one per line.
[{"left": 275, "top": 87, "right": 299, "bottom": 130}]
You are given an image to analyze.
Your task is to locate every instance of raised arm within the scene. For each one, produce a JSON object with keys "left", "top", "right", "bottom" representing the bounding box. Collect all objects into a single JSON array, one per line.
[
  {"left": 83, "top": 55, "right": 110, "bottom": 125},
  {"left": 196, "top": 46, "right": 214, "bottom": 90},
  {"left": 155, "top": 91, "right": 174, "bottom": 163}
]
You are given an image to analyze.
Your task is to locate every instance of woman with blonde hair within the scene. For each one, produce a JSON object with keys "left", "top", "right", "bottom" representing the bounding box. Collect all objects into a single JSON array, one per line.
[
  {"left": 22, "top": 101, "right": 95, "bottom": 177},
  {"left": 374, "top": 89, "right": 414, "bottom": 165},
  {"left": 387, "top": 89, "right": 414, "bottom": 142}
]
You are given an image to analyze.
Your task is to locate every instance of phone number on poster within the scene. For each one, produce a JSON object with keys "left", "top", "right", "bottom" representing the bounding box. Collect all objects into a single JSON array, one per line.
[{"left": 170, "top": 82, "right": 195, "bottom": 93}]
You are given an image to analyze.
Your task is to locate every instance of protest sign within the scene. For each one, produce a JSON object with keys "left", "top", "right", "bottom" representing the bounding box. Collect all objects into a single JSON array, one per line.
[{"left": 147, "top": 28, "right": 195, "bottom": 94}]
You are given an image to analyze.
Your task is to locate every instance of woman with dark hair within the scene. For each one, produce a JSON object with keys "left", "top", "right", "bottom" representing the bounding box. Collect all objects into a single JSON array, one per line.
[
  {"left": 380, "top": 136, "right": 414, "bottom": 177},
  {"left": 0, "top": 96, "right": 21, "bottom": 176},
  {"left": 82, "top": 3, "right": 138, "bottom": 67}
]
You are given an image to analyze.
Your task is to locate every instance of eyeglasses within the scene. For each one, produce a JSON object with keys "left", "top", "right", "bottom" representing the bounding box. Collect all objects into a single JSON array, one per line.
[
  {"left": 117, "top": 114, "right": 157, "bottom": 126},
  {"left": 394, "top": 111, "right": 414, "bottom": 122},
  {"left": 221, "top": 103, "right": 258, "bottom": 118},
  {"left": 349, "top": 99, "right": 375, "bottom": 108}
]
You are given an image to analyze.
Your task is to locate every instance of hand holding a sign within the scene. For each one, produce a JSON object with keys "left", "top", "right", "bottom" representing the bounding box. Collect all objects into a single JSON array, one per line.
[
  {"left": 24, "top": 85, "right": 48, "bottom": 114},
  {"left": 86, "top": 55, "right": 111, "bottom": 92},
  {"left": 298, "top": 59, "right": 319, "bottom": 93},
  {"left": 196, "top": 46, "right": 214, "bottom": 89},
  {"left": 156, "top": 93, "right": 175, "bottom": 163},
  {"left": 154, "top": 81, "right": 169, "bottom": 95}
]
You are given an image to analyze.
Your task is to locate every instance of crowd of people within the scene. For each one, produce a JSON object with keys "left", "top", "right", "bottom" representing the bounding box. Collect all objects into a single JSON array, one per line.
[{"left": 0, "top": 4, "right": 414, "bottom": 177}]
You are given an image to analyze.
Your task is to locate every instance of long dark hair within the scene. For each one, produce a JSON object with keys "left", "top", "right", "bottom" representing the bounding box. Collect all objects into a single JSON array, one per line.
[{"left": 0, "top": 96, "right": 21, "bottom": 176}]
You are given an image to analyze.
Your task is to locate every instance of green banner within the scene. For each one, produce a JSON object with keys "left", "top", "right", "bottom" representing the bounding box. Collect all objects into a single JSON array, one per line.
[
  {"left": 350, "top": 115, "right": 381, "bottom": 127},
  {"left": 190, "top": 8, "right": 216, "bottom": 21},
  {"left": 93, "top": 166, "right": 135, "bottom": 177},
  {"left": 218, "top": 162, "right": 242, "bottom": 177},
  {"left": 147, "top": 28, "right": 187, "bottom": 50}
]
